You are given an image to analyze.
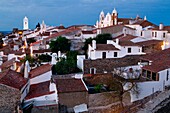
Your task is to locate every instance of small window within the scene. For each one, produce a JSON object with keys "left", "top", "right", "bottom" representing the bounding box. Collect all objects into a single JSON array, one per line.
[
  {"left": 90, "top": 68, "right": 96, "bottom": 74},
  {"left": 155, "top": 32, "right": 157, "bottom": 37},
  {"left": 141, "top": 31, "right": 143, "bottom": 36},
  {"left": 163, "top": 33, "right": 166, "bottom": 38},
  {"left": 152, "top": 32, "right": 154, "bottom": 37},
  {"left": 102, "top": 52, "right": 106, "bottom": 59},
  {"left": 114, "top": 52, "right": 118, "bottom": 57},
  {"left": 167, "top": 70, "right": 169, "bottom": 81},
  {"left": 128, "top": 48, "right": 131, "bottom": 53}
]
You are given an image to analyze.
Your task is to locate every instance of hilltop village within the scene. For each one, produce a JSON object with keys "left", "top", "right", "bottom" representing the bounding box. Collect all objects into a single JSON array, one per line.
[{"left": 1, "top": 8, "right": 170, "bottom": 113}]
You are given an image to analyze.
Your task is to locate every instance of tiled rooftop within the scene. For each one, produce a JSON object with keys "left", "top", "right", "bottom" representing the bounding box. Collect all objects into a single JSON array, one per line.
[
  {"left": 0, "top": 69, "right": 28, "bottom": 90},
  {"left": 55, "top": 78, "right": 87, "bottom": 93},
  {"left": 29, "top": 64, "right": 52, "bottom": 78}
]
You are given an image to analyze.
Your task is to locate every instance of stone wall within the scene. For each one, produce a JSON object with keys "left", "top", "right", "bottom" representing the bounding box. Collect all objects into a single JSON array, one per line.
[
  {"left": 0, "top": 84, "right": 20, "bottom": 113},
  {"left": 32, "top": 105, "right": 58, "bottom": 113},
  {"left": 58, "top": 91, "right": 88, "bottom": 108},
  {"left": 84, "top": 55, "right": 143, "bottom": 74}
]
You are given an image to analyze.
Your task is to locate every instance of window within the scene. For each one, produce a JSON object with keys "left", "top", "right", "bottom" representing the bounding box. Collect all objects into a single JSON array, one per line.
[
  {"left": 141, "top": 31, "right": 143, "bottom": 36},
  {"left": 155, "top": 32, "right": 157, "bottom": 37},
  {"left": 152, "top": 72, "right": 157, "bottom": 81},
  {"left": 128, "top": 48, "right": 131, "bottom": 53},
  {"left": 167, "top": 70, "right": 169, "bottom": 81},
  {"left": 163, "top": 33, "right": 166, "bottom": 38},
  {"left": 90, "top": 68, "right": 96, "bottom": 74},
  {"left": 114, "top": 52, "right": 118, "bottom": 57},
  {"left": 152, "top": 32, "right": 154, "bottom": 37},
  {"left": 102, "top": 52, "right": 106, "bottom": 59}
]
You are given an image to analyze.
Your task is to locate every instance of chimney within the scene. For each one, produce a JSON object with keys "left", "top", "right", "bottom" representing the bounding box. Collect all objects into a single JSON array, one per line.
[
  {"left": 92, "top": 40, "right": 96, "bottom": 50},
  {"left": 159, "top": 23, "right": 164, "bottom": 30},
  {"left": 58, "top": 51, "right": 61, "bottom": 58},
  {"left": 144, "top": 16, "right": 147, "bottom": 20},
  {"left": 24, "top": 60, "right": 31, "bottom": 78},
  {"left": 51, "top": 53, "right": 57, "bottom": 65},
  {"left": 116, "top": 38, "right": 119, "bottom": 44}
]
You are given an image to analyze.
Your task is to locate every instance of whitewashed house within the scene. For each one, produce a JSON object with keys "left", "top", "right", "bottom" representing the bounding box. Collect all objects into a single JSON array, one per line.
[
  {"left": 88, "top": 40, "right": 144, "bottom": 60},
  {"left": 24, "top": 80, "right": 58, "bottom": 107},
  {"left": 29, "top": 63, "right": 52, "bottom": 85},
  {"left": 129, "top": 48, "right": 170, "bottom": 102}
]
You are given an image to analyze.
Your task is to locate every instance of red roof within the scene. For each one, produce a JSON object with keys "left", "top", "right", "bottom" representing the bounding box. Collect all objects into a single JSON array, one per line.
[
  {"left": 114, "top": 34, "right": 137, "bottom": 41},
  {"left": 119, "top": 41, "right": 139, "bottom": 47},
  {"left": 0, "top": 69, "right": 28, "bottom": 90},
  {"left": 142, "top": 48, "right": 170, "bottom": 72},
  {"left": 45, "top": 28, "right": 80, "bottom": 41},
  {"left": 1, "top": 58, "right": 15, "bottom": 69},
  {"left": 136, "top": 40, "right": 163, "bottom": 46},
  {"left": 30, "top": 40, "right": 42, "bottom": 46},
  {"left": 55, "top": 78, "right": 87, "bottom": 93},
  {"left": 29, "top": 64, "right": 52, "bottom": 78},
  {"left": 82, "top": 31, "right": 94, "bottom": 34},
  {"left": 26, "top": 81, "right": 54, "bottom": 99},
  {"left": 33, "top": 49, "right": 51, "bottom": 54},
  {"left": 133, "top": 20, "right": 157, "bottom": 28},
  {"left": 143, "top": 60, "right": 170, "bottom": 73},
  {"left": 95, "top": 44, "right": 120, "bottom": 51}
]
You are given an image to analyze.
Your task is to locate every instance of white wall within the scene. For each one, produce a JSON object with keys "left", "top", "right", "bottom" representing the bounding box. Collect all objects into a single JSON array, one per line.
[
  {"left": 88, "top": 40, "right": 144, "bottom": 60},
  {"left": 21, "top": 80, "right": 30, "bottom": 102},
  {"left": 129, "top": 81, "right": 163, "bottom": 102},
  {"left": 159, "top": 69, "right": 170, "bottom": 86},
  {"left": 30, "top": 71, "right": 52, "bottom": 85},
  {"left": 77, "top": 55, "right": 86, "bottom": 70},
  {"left": 81, "top": 34, "right": 96, "bottom": 39},
  {"left": 151, "top": 30, "right": 168, "bottom": 40}
]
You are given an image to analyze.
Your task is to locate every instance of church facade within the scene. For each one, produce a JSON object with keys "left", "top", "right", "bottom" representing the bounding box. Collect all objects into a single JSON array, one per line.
[{"left": 96, "top": 8, "right": 118, "bottom": 28}]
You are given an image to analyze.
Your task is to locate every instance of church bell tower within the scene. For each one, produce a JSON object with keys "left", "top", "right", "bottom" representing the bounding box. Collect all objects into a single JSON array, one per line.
[{"left": 23, "top": 16, "right": 29, "bottom": 30}]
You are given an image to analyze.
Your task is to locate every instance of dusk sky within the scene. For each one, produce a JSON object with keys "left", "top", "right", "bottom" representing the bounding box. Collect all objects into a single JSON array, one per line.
[{"left": 0, "top": 0, "right": 170, "bottom": 31}]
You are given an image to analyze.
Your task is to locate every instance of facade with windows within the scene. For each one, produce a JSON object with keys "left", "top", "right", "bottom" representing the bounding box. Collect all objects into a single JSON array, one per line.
[{"left": 88, "top": 40, "right": 144, "bottom": 60}]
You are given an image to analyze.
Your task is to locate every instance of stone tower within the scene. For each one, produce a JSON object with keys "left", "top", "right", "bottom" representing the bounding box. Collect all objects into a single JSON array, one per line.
[{"left": 23, "top": 16, "right": 29, "bottom": 30}]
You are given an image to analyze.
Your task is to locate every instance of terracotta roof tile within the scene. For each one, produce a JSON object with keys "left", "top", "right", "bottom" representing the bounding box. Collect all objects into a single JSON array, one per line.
[
  {"left": 114, "top": 34, "right": 137, "bottom": 41},
  {"left": 26, "top": 81, "right": 54, "bottom": 99},
  {"left": 136, "top": 40, "right": 163, "bottom": 46},
  {"left": 133, "top": 20, "right": 157, "bottom": 28},
  {"left": 1, "top": 58, "right": 15, "bottom": 69},
  {"left": 29, "top": 64, "right": 52, "bottom": 78},
  {"left": 55, "top": 78, "right": 87, "bottom": 93},
  {"left": 142, "top": 48, "right": 170, "bottom": 72},
  {"left": 0, "top": 69, "right": 28, "bottom": 90},
  {"left": 82, "top": 31, "right": 94, "bottom": 34},
  {"left": 96, "top": 44, "right": 120, "bottom": 51},
  {"left": 119, "top": 41, "right": 139, "bottom": 46}
]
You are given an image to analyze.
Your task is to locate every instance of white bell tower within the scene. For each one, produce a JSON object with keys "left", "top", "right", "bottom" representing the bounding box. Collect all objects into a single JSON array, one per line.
[{"left": 23, "top": 16, "right": 29, "bottom": 30}]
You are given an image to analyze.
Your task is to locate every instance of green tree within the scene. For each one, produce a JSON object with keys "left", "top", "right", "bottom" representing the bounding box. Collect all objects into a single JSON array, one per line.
[
  {"left": 83, "top": 33, "right": 112, "bottom": 53},
  {"left": 38, "top": 54, "right": 52, "bottom": 62},
  {"left": 27, "top": 38, "right": 36, "bottom": 45},
  {"left": 49, "top": 36, "right": 71, "bottom": 53},
  {"left": 55, "top": 51, "right": 81, "bottom": 75}
]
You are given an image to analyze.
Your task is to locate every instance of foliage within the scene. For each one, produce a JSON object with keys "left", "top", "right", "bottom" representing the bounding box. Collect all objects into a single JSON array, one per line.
[
  {"left": 21, "top": 55, "right": 35, "bottom": 67},
  {"left": 49, "top": 36, "right": 71, "bottom": 53},
  {"left": 94, "top": 84, "right": 103, "bottom": 93},
  {"left": 27, "top": 38, "right": 36, "bottom": 45},
  {"left": 83, "top": 33, "right": 112, "bottom": 52},
  {"left": 55, "top": 51, "right": 81, "bottom": 75},
  {"left": 36, "top": 23, "right": 40, "bottom": 28},
  {"left": 38, "top": 54, "right": 52, "bottom": 62}
]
